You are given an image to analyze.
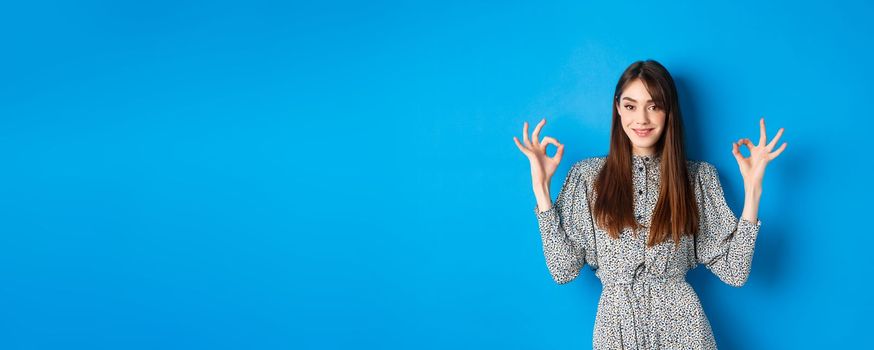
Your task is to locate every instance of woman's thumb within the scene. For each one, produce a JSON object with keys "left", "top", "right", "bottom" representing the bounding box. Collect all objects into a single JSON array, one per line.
[{"left": 554, "top": 143, "right": 564, "bottom": 160}]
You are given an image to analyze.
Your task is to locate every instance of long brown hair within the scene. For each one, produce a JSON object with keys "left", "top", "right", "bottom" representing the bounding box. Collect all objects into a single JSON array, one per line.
[{"left": 592, "top": 60, "right": 699, "bottom": 249}]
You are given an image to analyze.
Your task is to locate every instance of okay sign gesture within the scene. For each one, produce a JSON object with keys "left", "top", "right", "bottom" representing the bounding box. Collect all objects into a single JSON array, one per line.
[
  {"left": 513, "top": 118, "right": 564, "bottom": 186},
  {"left": 733, "top": 117, "right": 787, "bottom": 189}
]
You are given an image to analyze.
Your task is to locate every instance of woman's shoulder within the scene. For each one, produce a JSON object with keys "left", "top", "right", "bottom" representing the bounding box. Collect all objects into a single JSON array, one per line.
[
  {"left": 685, "top": 159, "right": 723, "bottom": 184},
  {"left": 571, "top": 156, "right": 607, "bottom": 180}
]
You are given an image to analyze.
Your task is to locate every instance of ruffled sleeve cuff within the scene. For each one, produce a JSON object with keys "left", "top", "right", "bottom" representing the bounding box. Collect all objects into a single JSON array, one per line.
[
  {"left": 534, "top": 201, "right": 559, "bottom": 218},
  {"left": 533, "top": 202, "right": 560, "bottom": 234},
  {"left": 737, "top": 217, "right": 762, "bottom": 236}
]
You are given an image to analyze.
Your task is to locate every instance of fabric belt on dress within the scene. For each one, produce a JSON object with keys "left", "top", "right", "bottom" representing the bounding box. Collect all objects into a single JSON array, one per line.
[{"left": 599, "top": 269, "right": 686, "bottom": 350}]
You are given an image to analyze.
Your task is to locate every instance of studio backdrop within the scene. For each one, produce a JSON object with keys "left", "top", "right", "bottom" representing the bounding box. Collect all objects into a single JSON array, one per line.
[{"left": 0, "top": 1, "right": 870, "bottom": 349}]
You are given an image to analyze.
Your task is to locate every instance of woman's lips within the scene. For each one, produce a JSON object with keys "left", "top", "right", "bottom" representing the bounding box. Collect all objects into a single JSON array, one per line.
[{"left": 633, "top": 128, "right": 654, "bottom": 137}]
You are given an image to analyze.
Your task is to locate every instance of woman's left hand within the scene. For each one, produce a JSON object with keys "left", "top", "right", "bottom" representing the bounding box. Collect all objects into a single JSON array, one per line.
[{"left": 733, "top": 117, "right": 787, "bottom": 190}]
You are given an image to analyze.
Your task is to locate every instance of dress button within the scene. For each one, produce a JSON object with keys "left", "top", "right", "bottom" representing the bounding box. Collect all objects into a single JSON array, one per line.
[
  {"left": 638, "top": 189, "right": 643, "bottom": 194},
  {"left": 636, "top": 215, "right": 642, "bottom": 220},
  {"left": 638, "top": 166, "right": 643, "bottom": 171}
]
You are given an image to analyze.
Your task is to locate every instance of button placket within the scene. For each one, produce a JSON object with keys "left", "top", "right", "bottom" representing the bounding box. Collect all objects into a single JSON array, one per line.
[
  {"left": 641, "top": 155, "right": 660, "bottom": 226},
  {"left": 633, "top": 157, "right": 645, "bottom": 224},
  {"left": 637, "top": 156, "right": 652, "bottom": 225}
]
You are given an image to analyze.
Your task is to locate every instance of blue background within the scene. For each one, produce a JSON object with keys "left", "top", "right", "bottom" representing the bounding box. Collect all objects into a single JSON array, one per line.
[{"left": 1, "top": 1, "right": 870, "bottom": 349}]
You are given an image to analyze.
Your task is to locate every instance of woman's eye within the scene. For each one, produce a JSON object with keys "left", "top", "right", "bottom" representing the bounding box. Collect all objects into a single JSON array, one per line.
[{"left": 624, "top": 105, "right": 634, "bottom": 110}]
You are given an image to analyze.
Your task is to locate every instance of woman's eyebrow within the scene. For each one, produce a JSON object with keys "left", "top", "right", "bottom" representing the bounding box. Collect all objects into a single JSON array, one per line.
[{"left": 621, "top": 97, "right": 653, "bottom": 103}]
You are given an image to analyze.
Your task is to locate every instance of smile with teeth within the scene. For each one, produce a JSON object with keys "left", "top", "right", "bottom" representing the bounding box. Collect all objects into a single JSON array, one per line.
[{"left": 633, "top": 128, "right": 654, "bottom": 137}]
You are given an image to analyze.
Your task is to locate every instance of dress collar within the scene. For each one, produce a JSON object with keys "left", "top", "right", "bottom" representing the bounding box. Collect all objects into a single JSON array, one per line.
[{"left": 631, "top": 152, "right": 662, "bottom": 166}]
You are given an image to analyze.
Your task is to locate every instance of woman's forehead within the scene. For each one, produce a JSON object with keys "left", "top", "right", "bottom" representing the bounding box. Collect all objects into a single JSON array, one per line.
[{"left": 620, "top": 80, "right": 653, "bottom": 100}]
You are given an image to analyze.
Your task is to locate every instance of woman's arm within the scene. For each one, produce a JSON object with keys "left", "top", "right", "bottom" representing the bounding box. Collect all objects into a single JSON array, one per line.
[
  {"left": 696, "top": 162, "right": 763, "bottom": 287},
  {"left": 533, "top": 163, "right": 589, "bottom": 284},
  {"left": 513, "top": 118, "right": 593, "bottom": 284},
  {"left": 696, "top": 117, "right": 786, "bottom": 287}
]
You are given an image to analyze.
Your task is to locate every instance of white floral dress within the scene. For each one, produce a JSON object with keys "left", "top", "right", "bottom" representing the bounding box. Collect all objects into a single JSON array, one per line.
[{"left": 534, "top": 153, "right": 762, "bottom": 349}]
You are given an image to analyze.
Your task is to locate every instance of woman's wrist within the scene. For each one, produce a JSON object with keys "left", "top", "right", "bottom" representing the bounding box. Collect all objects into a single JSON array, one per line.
[
  {"left": 533, "top": 181, "right": 550, "bottom": 196},
  {"left": 745, "top": 187, "right": 762, "bottom": 200},
  {"left": 741, "top": 185, "right": 761, "bottom": 223},
  {"left": 533, "top": 182, "right": 552, "bottom": 213}
]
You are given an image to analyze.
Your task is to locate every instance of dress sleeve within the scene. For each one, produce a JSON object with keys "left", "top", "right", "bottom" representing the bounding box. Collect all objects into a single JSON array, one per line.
[
  {"left": 533, "top": 161, "right": 597, "bottom": 284},
  {"left": 694, "top": 162, "right": 762, "bottom": 287}
]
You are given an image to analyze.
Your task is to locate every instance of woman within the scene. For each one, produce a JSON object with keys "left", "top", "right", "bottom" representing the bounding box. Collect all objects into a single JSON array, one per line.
[{"left": 512, "top": 59, "right": 786, "bottom": 349}]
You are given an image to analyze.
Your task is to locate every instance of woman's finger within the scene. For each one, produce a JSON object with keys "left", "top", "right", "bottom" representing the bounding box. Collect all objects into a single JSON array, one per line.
[
  {"left": 759, "top": 117, "right": 767, "bottom": 146},
  {"left": 741, "top": 138, "right": 756, "bottom": 154},
  {"left": 767, "top": 127, "right": 785, "bottom": 151},
  {"left": 531, "top": 118, "right": 546, "bottom": 147},
  {"left": 542, "top": 136, "right": 563, "bottom": 160},
  {"left": 732, "top": 141, "right": 744, "bottom": 162},
  {"left": 513, "top": 136, "right": 531, "bottom": 156},
  {"left": 540, "top": 136, "right": 559, "bottom": 148},
  {"left": 769, "top": 142, "right": 788, "bottom": 159},
  {"left": 522, "top": 121, "right": 532, "bottom": 147},
  {"left": 553, "top": 143, "right": 565, "bottom": 163}
]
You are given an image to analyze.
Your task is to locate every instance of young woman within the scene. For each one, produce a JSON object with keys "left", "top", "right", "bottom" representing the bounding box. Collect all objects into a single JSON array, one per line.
[{"left": 512, "top": 60, "right": 786, "bottom": 349}]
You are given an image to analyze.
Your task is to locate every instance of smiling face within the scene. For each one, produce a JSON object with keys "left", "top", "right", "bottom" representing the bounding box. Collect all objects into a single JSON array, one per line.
[{"left": 615, "top": 78, "right": 667, "bottom": 156}]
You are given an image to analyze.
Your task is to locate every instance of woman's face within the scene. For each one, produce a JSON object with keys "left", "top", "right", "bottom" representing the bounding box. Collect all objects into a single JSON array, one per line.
[{"left": 616, "top": 78, "right": 666, "bottom": 156}]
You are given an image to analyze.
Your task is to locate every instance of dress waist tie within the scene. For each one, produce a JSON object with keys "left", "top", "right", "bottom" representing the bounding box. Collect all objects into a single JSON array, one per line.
[{"left": 599, "top": 269, "right": 686, "bottom": 350}]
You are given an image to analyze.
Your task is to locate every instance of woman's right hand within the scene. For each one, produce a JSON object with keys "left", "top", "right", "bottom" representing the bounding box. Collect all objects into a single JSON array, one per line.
[{"left": 513, "top": 118, "right": 564, "bottom": 188}]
